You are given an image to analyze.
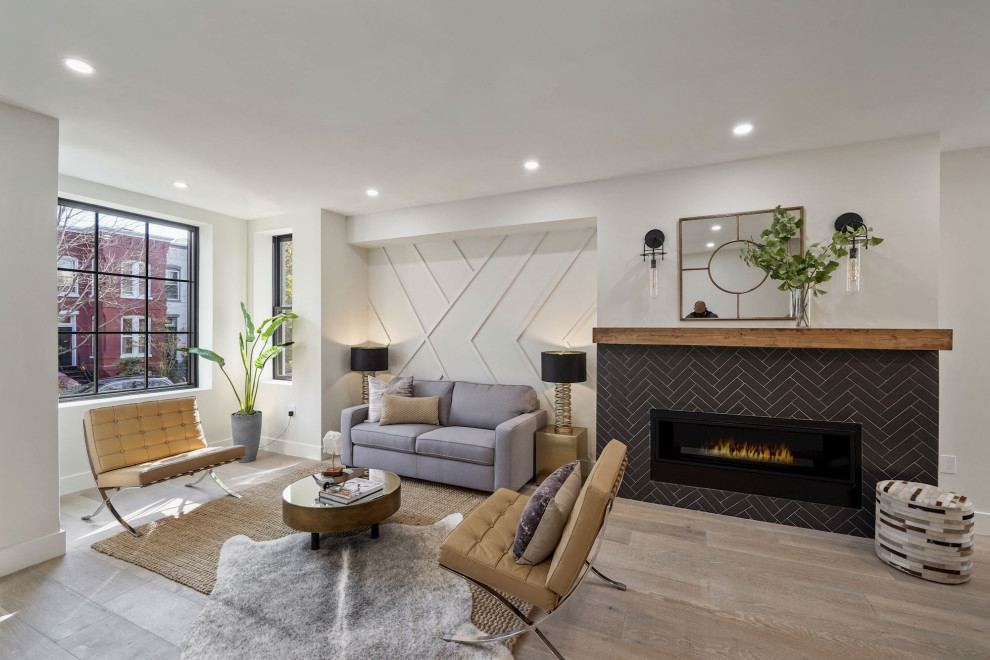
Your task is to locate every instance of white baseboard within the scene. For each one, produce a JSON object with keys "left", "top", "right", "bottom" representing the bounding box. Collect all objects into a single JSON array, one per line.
[
  {"left": 0, "top": 530, "right": 66, "bottom": 578},
  {"left": 975, "top": 511, "right": 990, "bottom": 536},
  {"left": 260, "top": 437, "right": 322, "bottom": 460},
  {"left": 209, "top": 437, "right": 234, "bottom": 446},
  {"left": 59, "top": 471, "right": 96, "bottom": 495}
]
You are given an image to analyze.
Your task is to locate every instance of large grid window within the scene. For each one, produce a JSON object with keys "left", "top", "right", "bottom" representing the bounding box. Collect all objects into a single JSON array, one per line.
[
  {"left": 57, "top": 199, "right": 198, "bottom": 399},
  {"left": 272, "top": 234, "right": 293, "bottom": 380}
]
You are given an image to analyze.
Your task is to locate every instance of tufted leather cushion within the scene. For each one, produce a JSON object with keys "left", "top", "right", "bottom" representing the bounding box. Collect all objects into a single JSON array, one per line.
[
  {"left": 96, "top": 445, "right": 245, "bottom": 488},
  {"left": 438, "top": 489, "right": 558, "bottom": 611},
  {"left": 83, "top": 398, "right": 209, "bottom": 475}
]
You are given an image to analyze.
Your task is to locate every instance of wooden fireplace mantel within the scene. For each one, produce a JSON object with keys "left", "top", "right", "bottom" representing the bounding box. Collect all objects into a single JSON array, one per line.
[{"left": 592, "top": 327, "right": 953, "bottom": 351}]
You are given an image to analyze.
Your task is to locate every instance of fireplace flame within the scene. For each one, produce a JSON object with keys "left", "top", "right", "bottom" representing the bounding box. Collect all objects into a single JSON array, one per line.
[{"left": 700, "top": 437, "right": 794, "bottom": 464}]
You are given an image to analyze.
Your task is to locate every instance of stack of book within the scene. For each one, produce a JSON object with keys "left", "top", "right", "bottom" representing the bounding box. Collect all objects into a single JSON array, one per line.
[{"left": 317, "top": 477, "right": 384, "bottom": 505}]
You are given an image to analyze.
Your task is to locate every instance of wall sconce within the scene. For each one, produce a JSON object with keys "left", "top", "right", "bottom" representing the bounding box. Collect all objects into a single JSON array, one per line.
[
  {"left": 641, "top": 229, "right": 666, "bottom": 299},
  {"left": 834, "top": 212, "right": 869, "bottom": 294}
]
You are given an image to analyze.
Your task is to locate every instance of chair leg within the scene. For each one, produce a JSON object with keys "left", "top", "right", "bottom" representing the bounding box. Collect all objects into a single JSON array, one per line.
[
  {"left": 185, "top": 471, "right": 210, "bottom": 487},
  {"left": 87, "top": 488, "right": 142, "bottom": 538},
  {"left": 586, "top": 562, "right": 627, "bottom": 591},
  {"left": 439, "top": 566, "right": 566, "bottom": 658},
  {"left": 209, "top": 470, "right": 242, "bottom": 498}
]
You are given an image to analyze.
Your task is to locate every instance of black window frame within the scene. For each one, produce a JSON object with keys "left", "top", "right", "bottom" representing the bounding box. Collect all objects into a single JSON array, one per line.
[
  {"left": 57, "top": 198, "right": 199, "bottom": 401},
  {"left": 272, "top": 234, "right": 292, "bottom": 380}
]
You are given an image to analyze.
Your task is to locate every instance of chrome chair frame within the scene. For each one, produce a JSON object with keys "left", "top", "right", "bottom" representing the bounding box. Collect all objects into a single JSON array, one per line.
[
  {"left": 440, "top": 498, "right": 625, "bottom": 659},
  {"left": 81, "top": 465, "right": 242, "bottom": 538}
]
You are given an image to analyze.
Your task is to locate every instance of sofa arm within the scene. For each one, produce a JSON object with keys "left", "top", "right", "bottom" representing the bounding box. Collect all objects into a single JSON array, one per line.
[
  {"left": 494, "top": 409, "right": 547, "bottom": 491},
  {"left": 340, "top": 404, "right": 369, "bottom": 466}
]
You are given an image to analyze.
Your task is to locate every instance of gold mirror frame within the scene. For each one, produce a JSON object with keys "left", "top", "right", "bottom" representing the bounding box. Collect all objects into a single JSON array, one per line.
[{"left": 678, "top": 206, "right": 805, "bottom": 321}]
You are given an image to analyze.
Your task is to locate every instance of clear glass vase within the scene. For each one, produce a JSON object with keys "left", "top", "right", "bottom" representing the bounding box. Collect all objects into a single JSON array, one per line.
[{"left": 790, "top": 285, "right": 812, "bottom": 328}]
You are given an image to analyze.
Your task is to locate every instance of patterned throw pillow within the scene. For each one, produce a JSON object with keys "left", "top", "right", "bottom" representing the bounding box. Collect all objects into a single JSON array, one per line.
[
  {"left": 379, "top": 395, "right": 440, "bottom": 426},
  {"left": 367, "top": 376, "right": 413, "bottom": 423},
  {"left": 513, "top": 461, "right": 582, "bottom": 565}
]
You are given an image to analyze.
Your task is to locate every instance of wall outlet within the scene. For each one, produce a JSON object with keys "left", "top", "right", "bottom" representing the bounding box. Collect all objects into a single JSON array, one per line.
[
  {"left": 288, "top": 404, "right": 295, "bottom": 417},
  {"left": 939, "top": 454, "right": 957, "bottom": 474}
]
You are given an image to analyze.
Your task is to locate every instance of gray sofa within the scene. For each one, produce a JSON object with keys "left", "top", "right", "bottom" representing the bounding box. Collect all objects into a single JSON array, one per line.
[{"left": 340, "top": 380, "right": 547, "bottom": 492}]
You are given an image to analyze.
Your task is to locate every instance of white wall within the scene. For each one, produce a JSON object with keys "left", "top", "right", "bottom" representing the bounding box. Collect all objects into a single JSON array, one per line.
[
  {"left": 247, "top": 210, "right": 367, "bottom": 459},
  {"left": 366, "top": 228, "right": 598, "bottom": 455},
  {"left": 940, "top": 147, "right": 990, "bottom": 534},
  {"left": 320, "top": 210, "right": 370, "bottom": 440},
  {"left": 0, "top": 102, "right": 64, "bottom": 576},
  {"left": 56, "top": 176, "right": 247, "bottom": 494},
  {"left": 351, "top": 134, "right": 940, "bottom": 329}
]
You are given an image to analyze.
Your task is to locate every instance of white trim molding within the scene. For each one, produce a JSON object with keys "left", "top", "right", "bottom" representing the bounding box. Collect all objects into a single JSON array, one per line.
[{"left": 0, "top": 530, "right": 66, "bottom": 578}]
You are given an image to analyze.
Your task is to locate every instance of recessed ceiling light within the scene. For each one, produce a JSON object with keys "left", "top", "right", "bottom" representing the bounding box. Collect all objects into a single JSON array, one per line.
[
  {"left": 524, "top": 160, "right": 540, "bottom": 171},
  {"left": 706, "top": 242, "right": 715, "bottom": 248},
  {"left": 732, "top": 122, "right": 754, "bottom": 136},
  {"left": 64, "top": 58, "right": 95, "bottom": 75},
  {"left": 366, "top": 189, "right": 380, "bottom": 197},
  {"left": 173, "top": 181, "right": 189, "bottom": 190},
  {"left": 711, "top": 225, "right": 722, "bottom": 231}
]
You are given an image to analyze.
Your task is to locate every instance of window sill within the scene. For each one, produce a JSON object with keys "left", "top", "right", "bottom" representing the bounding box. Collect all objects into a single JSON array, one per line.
[{"left": 58, "top": 385, "right": 211, "bottom": 409}]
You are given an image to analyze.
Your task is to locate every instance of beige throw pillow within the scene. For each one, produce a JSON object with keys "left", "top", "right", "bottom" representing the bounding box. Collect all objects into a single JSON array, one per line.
[
  {"left": 379, "top": 394, "right": 440, "bottom": 426},
  {"left": 367, "top": 376, "right": 413, "bottom": 423}
]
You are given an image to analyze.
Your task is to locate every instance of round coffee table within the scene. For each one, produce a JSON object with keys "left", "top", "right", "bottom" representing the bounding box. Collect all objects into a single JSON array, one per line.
[{"left": 282, "top": 469, "right": 401, "bottom": 549}]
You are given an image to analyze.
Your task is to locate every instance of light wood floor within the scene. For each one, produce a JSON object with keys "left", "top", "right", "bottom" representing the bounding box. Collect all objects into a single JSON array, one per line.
[{"left": 2, "top": 453, "right": 987, "bottom": 659}]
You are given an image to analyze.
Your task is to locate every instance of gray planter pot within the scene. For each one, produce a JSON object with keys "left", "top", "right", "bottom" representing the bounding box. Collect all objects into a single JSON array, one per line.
[{"left": 231, "top": 412, "right": 262, "bottom": 463}]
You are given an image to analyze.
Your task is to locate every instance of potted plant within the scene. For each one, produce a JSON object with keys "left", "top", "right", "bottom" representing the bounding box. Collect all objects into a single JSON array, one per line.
[
  {"left": 740, "top": 206, "right": 882, "bottom": 327},
  {"left": 180, "top": 303, "right": 296, "bottom": 462}
]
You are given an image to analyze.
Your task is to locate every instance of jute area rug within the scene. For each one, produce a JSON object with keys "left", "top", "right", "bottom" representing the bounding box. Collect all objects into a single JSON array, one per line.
[{"left": 92, "top": 461, "right": 534, "bottom": 645}]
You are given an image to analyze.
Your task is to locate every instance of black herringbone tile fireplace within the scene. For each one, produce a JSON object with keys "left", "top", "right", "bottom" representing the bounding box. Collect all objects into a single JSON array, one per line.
[{"left": 596, "top": 344, "right": 939, "bottom": 537}]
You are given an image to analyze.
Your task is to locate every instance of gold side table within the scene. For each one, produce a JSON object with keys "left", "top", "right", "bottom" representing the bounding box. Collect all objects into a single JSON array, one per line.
[{"left": 535, "top": 425, "right": 588, "bottom": 484}]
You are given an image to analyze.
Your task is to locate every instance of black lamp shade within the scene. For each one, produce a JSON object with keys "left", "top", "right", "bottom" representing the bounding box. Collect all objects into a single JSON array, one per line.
[
  {"left": 350, "top": 346, "right": 388, "bottom": 372},
  {"left": 541, "top": 351, "right": 587, "bottom": 383}
]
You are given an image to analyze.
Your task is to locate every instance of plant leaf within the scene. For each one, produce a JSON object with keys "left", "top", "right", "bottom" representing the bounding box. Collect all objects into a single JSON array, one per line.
[
  {"left": 241, "top": 302, "right": 255, "bottom": 342},
  {"left": 254, "top": 344, "right": 288, "bottom": 369},
  {"left": 179, "top": 346, "right": 225, "bottom": 368}
]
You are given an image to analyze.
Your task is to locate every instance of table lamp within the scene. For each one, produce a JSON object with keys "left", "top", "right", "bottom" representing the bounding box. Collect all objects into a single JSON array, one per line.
[
  {"left": 541, "top": 351, "right": 587, "bottom": 434},
  {"left": 350, "top": 346, "right": 389, "bottom": 404}
]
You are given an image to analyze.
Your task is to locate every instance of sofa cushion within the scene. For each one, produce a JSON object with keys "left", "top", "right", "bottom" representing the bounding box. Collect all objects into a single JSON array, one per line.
[
  {"left": 368, "top": 376, "right": 413, "bottom": 423},
  {"left": 514, "top": 461, "right": 581, "bottom": 565},
  {"left": 350, "top": 421, "right": 439, "bottom": 454},
  {"left": 412, "top": 380, "right": 455, "bottom": 426},
  {"left": 416, "top": 426, "right": 497, "bottom": 466},
  {"left": 380, "top": 394, "right": 440, "bottom": 426},
  {"left": 448, "top": 381, "right": 538, "bottom": 430}
]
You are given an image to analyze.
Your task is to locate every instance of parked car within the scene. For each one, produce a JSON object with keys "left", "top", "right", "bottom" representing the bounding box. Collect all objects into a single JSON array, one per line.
[{"left": 70, "top": 376, "right": 175, "bottom": 395}]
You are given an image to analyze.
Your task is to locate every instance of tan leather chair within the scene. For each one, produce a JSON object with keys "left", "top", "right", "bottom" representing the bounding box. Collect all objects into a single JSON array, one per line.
[
  {"left": 81, "top": 397, "right": 245, "bottom": 537},
  {"left": 438, "top": 439, "right": 628, "bottom": 659}
]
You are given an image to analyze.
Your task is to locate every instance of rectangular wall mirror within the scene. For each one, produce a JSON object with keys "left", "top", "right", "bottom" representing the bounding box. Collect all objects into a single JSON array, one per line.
[{"left": 678, "top": 207, "right": 805, "bottom": 321}]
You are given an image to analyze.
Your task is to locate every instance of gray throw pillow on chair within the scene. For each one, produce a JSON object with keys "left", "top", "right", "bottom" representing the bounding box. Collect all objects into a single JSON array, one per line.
[
  {"left": 367, "top": 376, "right": 413, "bottom": 423},
  {"left": 514, "top": 460, "right": 582, "bottom": 565}
]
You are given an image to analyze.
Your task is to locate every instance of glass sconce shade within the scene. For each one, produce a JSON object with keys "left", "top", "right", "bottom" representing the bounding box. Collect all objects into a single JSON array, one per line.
[{"left": 642, "top": 229, "right": 665, "bottom": 299}]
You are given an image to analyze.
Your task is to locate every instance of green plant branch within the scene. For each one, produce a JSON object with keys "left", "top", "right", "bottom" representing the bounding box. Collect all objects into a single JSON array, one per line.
[
  {"left": 179, "top": 304, "right": 298, "bottom": 415},
  {"left": 740, "top": 206, "right": 883, "bottom": 297}
]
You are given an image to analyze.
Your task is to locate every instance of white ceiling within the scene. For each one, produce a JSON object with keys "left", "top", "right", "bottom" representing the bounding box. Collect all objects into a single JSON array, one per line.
[{"left": 2, "top": 1, "right": 989, "bottom": 219}]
